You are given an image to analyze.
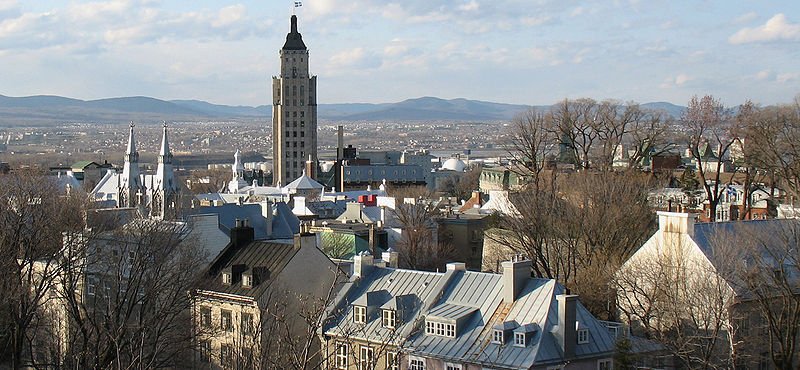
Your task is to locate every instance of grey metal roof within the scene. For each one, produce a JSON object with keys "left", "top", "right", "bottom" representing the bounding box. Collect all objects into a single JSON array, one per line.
[
  {"left": 195, "top": 201, "right": 299, "bottom": 240},
  {"left": 323, "top": 268, "right": 447, "bottom": 345},
  {"left": 324, "top": 265, "right": 620, "bottom": 368},
  {"left": 427, "top": 303, "right": 478, "bottom": 323}
]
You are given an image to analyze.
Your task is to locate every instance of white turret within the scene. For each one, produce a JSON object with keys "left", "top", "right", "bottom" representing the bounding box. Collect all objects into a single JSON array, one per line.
[
  {"left": 119, "top": 121, "right": 142, "bottom": 208},
  {"left": 227, "top": 149, "right": 249, "bottom": 194}
]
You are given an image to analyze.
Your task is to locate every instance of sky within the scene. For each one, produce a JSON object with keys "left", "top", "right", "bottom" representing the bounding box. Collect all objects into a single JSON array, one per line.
[{"left": 0, "top": 0, "right": 798, "bottom": 107}]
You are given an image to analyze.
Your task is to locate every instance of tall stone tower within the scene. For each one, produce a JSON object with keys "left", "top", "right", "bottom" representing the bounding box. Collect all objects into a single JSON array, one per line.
[{"left": 272, "top": 14, "right": 317, "bottom": 186}]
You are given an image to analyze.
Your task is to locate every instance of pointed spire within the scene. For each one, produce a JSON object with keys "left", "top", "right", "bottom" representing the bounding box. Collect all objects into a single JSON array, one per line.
[
  {"left": 126, "top": 121, "right": 136, "bottom": 155},
  {"left": 283, "top": 14, "right": 306, "bottom": 50},
  {"left": 159, "top": 121, "right": 170, "bottom": 157}
]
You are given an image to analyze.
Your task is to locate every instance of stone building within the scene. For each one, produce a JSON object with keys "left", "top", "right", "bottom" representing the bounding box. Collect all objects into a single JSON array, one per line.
[{"left": 272, "top": 15, "right": 318, "bottom": 185}]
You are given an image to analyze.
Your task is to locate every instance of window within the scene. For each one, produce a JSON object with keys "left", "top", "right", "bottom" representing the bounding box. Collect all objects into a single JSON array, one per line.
[
  {"left": 597, "top": 359, "right": 612, "bottom": 370},
  {"left": 514, "top": 332, "right": 525, "bottom": 347},
  {"left": 241, "top": 312, "right": 254, "bottom": 335},
  {"left": 301, "top": 132, "right": 305, "bottom": 137},
  {"left": 242, "top": 274, "right": 251, "bottom": 287},
  {"left": 353, "top": 306, "right": 367, "bottom": 324},
  {"left": 293, "top": 111, "right": 297, "bottom": 117},
  {"left": 386, "top": 352, "right": 399, "bottom": 370},
  {"left": 409, "top": 357, "right": 425, "bottom": 370},
  {"left": 221, "top": 310, "right": 232, "bottom": 332},
  {"left": 446, "top": 324, "right": 455, "bottom": 337},
  {"left": 445, "top": 363, "right": 462, "bottom": 370},
  {"left": 222, "top": 272, "right": 231, "bottom": 284},
  {"left": 492, "top": 330, "right": 503, "bottom": 344},
  {"left": 220, "top": 344, "right": 232, "bottom": 367},
  {"left": 577, "top": 328, "right": 589, "bottom": 344},
  {"left": 382, "top": 309, "right": 396, "bottom": 329},
  {"left": 200, "top": 306, "right": 212, "bottom": 328},
  {"left": 359, "top": 346, "right": 374, "bottom": 370},
  {"left": 425, "top": 320, "right": 435, "bottom": 335},
  {"left": 199, "top": 340, "right": 211, "bottom": 363},
  {"left": 300, "top": 111, "right": 304, "bottom": 117},
  {"left": 335, "top": 343, "right": 348, "bottom": 369}
]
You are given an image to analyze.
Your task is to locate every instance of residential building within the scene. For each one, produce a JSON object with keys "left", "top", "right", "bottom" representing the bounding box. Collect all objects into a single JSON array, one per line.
[
  {"left": 193, "top": 223, "right": 341, "bottom": 369},
  {"left": 322, "top": 257, "right": 625, "bottom": 369}
]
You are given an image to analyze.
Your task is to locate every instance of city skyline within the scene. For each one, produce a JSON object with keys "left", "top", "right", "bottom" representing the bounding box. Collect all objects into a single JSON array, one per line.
[{"left": 0, "top": 0, "right": 798, "bottom": 107}]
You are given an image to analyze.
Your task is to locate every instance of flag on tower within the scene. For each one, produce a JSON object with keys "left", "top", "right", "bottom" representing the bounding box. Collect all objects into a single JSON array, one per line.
[{"left": 294, "top": 1, "right": 302, "bottom": 7}]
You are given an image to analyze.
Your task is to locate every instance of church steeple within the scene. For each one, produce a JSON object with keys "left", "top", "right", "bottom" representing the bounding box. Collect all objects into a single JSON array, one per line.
[
  {"left": 119, "top": 121, "right": 141, "bottom": 208},
  {"left": 282, "top": 15, "right": 307, "bottom": 50},
  {"left": 153, "top": 121, "right": 178, "bottom": 219}
]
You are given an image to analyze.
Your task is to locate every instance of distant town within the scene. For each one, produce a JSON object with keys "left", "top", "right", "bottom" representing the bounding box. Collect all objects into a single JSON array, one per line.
[{"left": 0, "top": 8, "right": 799, "bottom": 370}]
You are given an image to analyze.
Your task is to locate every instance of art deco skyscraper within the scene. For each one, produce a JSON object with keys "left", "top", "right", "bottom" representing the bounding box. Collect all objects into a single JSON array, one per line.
[{"left": 272, "top": 15, "right": 317, "bottom": 185}]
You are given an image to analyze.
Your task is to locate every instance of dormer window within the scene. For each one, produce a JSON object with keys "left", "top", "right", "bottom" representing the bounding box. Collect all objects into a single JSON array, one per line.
[
  {"left": 577, "top": 328, "right": 589, "bottom": 344},
  {"left": 514, "top": 332, "right": 526, "bottom": 347},
  {"left": 222, "top": 272, "right": 231, "bottom": 285},
  {"left": 492, "top": 330, "right": 504, "bottom": 344},
  {"left": 353, "top": 306, "right": 367, "bottom": 324},
  {"left": 382, "top": 309, "right": 396, "bottom": 329},
  {"left": 242, "top": 274, "right": 252, "bottom": 287}
]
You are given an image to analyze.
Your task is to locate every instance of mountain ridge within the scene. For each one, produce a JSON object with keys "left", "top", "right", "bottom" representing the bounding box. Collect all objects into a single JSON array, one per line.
[{"left": 0, "top": 94, "right": 687, "bottom": 125}]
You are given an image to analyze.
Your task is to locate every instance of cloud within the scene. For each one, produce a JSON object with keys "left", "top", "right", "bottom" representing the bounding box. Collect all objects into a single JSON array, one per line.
[
  {"left": 777, "top": 73, "right": 798, "bottom": 83},
  {"left": 0, "top": 2, "right": 269, "bottom": 51},
  {"left": 520, "top": 15, "right": 552, "bottom": 27},
  {"left": 755, "top": 69, "right": 772, "bottom": 81},
  {"left": 458, "top": 1, "right": 479, "bottom": 12},
  {"left": 733, "top": 11, "right": 758, "bottom": 25},
  {"left": 729, "top": 13, "right": 800, "bottom": 44},
  {"left": 570, "top": 6, "right": 585, "bottom": 17},
  {"left": 659, "top": 73, "right": 692, "bottom": 89}
]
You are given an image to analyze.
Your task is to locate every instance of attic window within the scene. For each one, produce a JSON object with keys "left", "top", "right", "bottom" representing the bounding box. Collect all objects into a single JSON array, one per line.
[
  {"left": 242, "top": 274, "right": 252, "bottom": 288},
  {"left": 577, "top": 328, "right": 589, "bottom": 344},
  {"left": 382, "top": 309, "right": 396, "bottom": 329},
  {"left": 425, "top": 320, "right": 455, "bottom": 338},
  {"left": 353, "top": 306, "right": 367, "bottom": 324},
  {"left": 492, "top": 329, "right": 504, "bottom": 344},
  {"left": 222, "top": 272, "right": 231, "bottom": 285},
  {"left": 514, "top": 332, "right": 526, "bottom": 347}
]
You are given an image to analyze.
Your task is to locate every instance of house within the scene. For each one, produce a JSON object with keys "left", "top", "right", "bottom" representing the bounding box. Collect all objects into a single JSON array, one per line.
[
  {"left": 617, "top": 211, "right": 799, "bottom": 368},
  {"left": 321, "top": 257, "right": 623, "bottom": 369},
  {"left": 192, "top": 222, "right": 342, "bottom": 369}
]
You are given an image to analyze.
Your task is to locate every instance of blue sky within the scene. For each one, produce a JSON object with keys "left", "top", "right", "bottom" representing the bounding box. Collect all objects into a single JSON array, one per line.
[{"left": 0, "top": 0, "right": 798, "bottom": 107}]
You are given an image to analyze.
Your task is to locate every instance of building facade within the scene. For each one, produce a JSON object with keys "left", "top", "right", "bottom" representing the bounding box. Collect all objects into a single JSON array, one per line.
[{"left": 272, "top": 15, "right": 318, "bottom": 186}]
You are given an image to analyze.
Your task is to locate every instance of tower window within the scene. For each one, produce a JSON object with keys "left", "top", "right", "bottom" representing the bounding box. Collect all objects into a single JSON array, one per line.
[
  {"left": 300, "top": 111, "right": 305, "bottom": 117},
  {"left": 293, "top": 131, "right": 297, "bottom": 137},
  {"left": 300, "top": 121, "right": 305, "bottom": 128},
  {"left": 300, "top": 142, "right": 304, "bottom": 147},
  {"left": 293, "top": 142, "right": 297, "bottom": 147},
  {"left": 293, "top": 111, "right": 297, "bottom": 117},
  {"left": 301, "top": 132, "right": 305, "bottom": 137},
  {"left": 286, "top": 111, "right": 290, "bottom": 117},
  {"left": 293, "top": 121, "right": 297, "bottom": 127}
]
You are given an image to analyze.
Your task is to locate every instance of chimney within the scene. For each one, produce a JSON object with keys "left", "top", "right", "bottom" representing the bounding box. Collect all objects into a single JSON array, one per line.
[
  {"left": 353, "top": 251, "right": 374, "bottom": 278},
  {"left": 657, "top": 211, "right": 695, "bottom": 237},
  {"left": 501, "top": 259, "right": 531, "bottom": 302},
  {"left": 261, "top": 200, "right": 274, "bottom": 238},
  {"left": 556, "top": 294, "right": 578, "bottom": 359},
  {"left": 230, "top": 218, "right": 254, "bottom": 249},
  {"left": 369, "top": 224, "right": 376, "bottom": 256},
  {"left": 446, "top": 262, "right": 466, "bottom": 271},
  {"left": 381, "top": 249, "right": 399, "bottom": 268},
  {"left": 305, "top": 155, "right": 316, "bottom": 179},
  {"left": 294, "top": 228, "right": 317, "bottom": 249}
]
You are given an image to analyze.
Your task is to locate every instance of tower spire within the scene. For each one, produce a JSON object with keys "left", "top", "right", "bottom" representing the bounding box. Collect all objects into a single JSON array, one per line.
[{"left": 119, "top": 121, "right": 141, "bottom": 208}]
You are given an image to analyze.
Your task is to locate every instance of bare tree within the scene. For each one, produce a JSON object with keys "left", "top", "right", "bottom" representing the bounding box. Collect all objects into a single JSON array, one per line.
[
  {"left": 505, "top": 108, "right": 557, "bottom": 189},
  {"left": 682, "top": 95, "right": 736, "bottom": 222},
  {"left": 392, "top": 200, "right": 457, "bottom": 271},
  {"left": 58, "top": 218, "right": 207, "bottom": 369},
  {"left": 0, "top": 171, "right": 89, "bottom": 368}
]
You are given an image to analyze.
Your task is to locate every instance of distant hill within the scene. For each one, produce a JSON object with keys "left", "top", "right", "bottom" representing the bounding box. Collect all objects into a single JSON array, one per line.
[{"left": 0, "top": 94, "right": 687, "bottom": 126}]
